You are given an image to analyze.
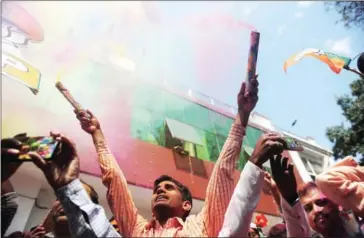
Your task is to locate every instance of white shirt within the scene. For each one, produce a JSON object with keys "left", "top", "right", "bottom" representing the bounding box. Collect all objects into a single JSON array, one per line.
[{"left": 218, "top": 161, "right": 311, "bottom": 237}]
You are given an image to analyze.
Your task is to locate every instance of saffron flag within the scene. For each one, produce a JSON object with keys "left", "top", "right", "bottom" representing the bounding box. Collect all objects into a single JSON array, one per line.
[{"left": 284, "top": 48, "right": 352, "bottom": 74}]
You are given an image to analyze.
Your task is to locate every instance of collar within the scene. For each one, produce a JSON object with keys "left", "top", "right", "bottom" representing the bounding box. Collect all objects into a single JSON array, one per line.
[{"left": 145, "top": 217, "right": 184, "bottom": 230}]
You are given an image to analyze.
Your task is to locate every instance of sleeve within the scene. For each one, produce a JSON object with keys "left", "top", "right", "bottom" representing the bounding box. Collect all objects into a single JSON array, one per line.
[
  {"left": 1, "top": 192, "right": 18, "bottom": 237},
  {"left": 218, "top": 161, "right": 265, "bottom": 237},
  {"left": 316, "top": 160, "right": 364, "bottom": 217},
  {"left": 94, "top": 140, "right": 147, "bottom": 237},
  {"left": 281, "top": 199, "right": 311, "bottom": 237},
  {"left": 56, "top": 179, "right": 122, "bottom": 238},
  {"left": 198, "top": 122, "right": 245, "bottom": 237}
]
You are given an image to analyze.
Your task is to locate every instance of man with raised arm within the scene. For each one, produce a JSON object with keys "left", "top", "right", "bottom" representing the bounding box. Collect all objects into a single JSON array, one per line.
[
  {"left": 218, "top": 136, "right": 310, "bottom": 237},
  {"left": 74, "top": 76, "right": 259, "bottom": 237}
]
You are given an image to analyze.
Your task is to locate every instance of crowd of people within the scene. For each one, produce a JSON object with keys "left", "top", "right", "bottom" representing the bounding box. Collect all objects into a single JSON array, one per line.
[{"left": 1, "top": 75, "right": 363, "bottom": 237}]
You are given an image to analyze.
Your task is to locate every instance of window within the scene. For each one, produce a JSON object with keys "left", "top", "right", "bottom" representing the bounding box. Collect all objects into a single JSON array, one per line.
[
  {"left": 301, "top": 156, "right": 324, "bottom": 175},
  {"left": 210, "top": 110, "right": 234, "bottom": 136},
  {"left": 184, "top": 103, "right": 215, "bottom": 132},
  {"left": 164, "top": 93, "right": 188, "bottom": 122},
  {"left": 130, "top": 84, "right": 265, "bottom": 168},
  {"left": 164, "top": 118, "right": 209, "bottom": 160},
  {"left": 204, "top": 131, "right": 220, "bottom": 162}
]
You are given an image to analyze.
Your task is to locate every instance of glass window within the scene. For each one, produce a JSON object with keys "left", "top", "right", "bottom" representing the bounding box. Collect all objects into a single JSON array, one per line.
[
  {"left": 204, "top": 131, "right": 220, "bottom": 162},
  {"left": 210, "top": 111, "right": 234, "bottom": 136},
  {"left": 130, "top": 107, "right": 160, "bottom": 145},
  {"left": 133, "top": 85, "right": 166, "bottom": 113},
  {"left": 196, "top": 144, "right": 209, "bottom": 161},
  {"left": 244, "top": 126, "right": 264, "bottom": 148},
  {"left": 164, "top": 93, "right": 188, "bottom": 122},
  {"left": 149, "top": 111, "right": 166, "bottom": 146},
  {"left": 236, "top": 150, "right": 249, "bottom": 170},
  {"left": 183, "top": 141, "right": 196, "bottom": 157},
  {"left": 216, "top": 134, "right": 227, "bottom": 152},
  {"left": 184, "top": 103, "right": 215, "bottom": 132}
]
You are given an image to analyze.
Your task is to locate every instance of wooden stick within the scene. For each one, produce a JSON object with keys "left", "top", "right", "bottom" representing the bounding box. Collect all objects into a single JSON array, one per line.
[{"left": 55, "top": 81, "right": 84, "bottom": 111}]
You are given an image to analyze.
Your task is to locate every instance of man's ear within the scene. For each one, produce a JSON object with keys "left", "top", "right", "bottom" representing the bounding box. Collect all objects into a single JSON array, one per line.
[{"left": 182, "top": 200, "right": 192, "bottom": 213}]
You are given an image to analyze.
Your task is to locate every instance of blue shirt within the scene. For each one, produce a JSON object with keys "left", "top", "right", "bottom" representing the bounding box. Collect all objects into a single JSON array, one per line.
[{"left": 56, "top": 179, "right": 121, "bottom": 238}]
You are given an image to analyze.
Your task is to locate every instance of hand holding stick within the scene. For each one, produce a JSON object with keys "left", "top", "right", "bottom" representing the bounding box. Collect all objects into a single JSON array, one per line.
[{"left": 55, "top": 82, "right": 84, "bottom": 111}]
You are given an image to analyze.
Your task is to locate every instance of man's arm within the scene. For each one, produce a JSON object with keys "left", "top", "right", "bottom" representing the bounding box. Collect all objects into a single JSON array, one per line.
[
  {"left": 218, "top": 161, "right": 265, "bottom": 237},
  {"left": 263, "top": 172, "right": 283, "bottom": 214},
  {"left": 316, "top": 157, "right": 364, "bottom": 217},
  {"left": 198, "top": 75, "right": 260, "bottom": 237},
  {"left": 56, "top": 179, "right": 121, "bottom": 238},
  {"left": 281, "top": 199, "right": 311, "bottom": 237},
  {"left": 198, "top": 120, "right": 245, "bottom": 237},
  {"left": 92, "top": 130, "right": 147, "bottom": 237},
  {"left": 270, "top": 155, "right": 311, "bottom": 237}
]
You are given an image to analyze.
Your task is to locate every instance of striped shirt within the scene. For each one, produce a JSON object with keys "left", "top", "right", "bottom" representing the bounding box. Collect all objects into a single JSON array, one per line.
[{"left": 95, "top": 122, "right": 245, "bottom": 237}]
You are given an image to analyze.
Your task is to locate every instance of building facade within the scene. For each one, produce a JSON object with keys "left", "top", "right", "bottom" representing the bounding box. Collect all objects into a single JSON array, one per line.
[
  {"left": 2, "top": 2, "right": 334, "bottom": 235},
  {"left": 4, "top": 59, "right": 334, "bottom": 235}
]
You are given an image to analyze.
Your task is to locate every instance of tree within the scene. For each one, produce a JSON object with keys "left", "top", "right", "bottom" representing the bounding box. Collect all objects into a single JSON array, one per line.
[
  {"left": 325, "top": 1, "right": 364, "bottom": 30},
  {"left": 326, "top": 77, "right": 364, "bottom": 165}
]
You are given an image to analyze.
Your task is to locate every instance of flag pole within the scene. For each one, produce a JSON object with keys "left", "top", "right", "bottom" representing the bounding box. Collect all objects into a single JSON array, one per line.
[{"left": 344, "top": 66, "right": 364, "bottom": 78}]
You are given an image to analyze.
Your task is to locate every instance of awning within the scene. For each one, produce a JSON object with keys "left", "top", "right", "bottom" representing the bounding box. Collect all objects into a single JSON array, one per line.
[{"left": 165, "top": 118, "right": 204, "bottom": 146}]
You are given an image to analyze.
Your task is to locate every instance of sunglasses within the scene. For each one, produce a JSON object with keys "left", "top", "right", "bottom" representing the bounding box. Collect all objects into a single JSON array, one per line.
[{"left": 303, "top": 198, "right": 330, "bottom": 212}]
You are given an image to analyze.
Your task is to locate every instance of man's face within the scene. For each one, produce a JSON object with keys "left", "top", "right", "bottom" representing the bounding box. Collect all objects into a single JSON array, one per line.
[
  {"left": 300, "top": 188, "right": 340, "bottom": 234},
  {"left": 151, "top": 180, "right": 190, "bottom": 218}
]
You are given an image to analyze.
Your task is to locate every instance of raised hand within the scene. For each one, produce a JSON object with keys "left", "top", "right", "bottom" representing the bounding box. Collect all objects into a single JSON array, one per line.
[
  {"left": 249, "top": 133, "right": 285, "bottom": 168},
  {"left": 74, "top": 109, "right": 100, "bottom": 135},
  {"left": 237, "top": 75, "right": 259, "bottom": 126},
  {"left": 270, "top": 154, "right": 298, "bottom": 204},
  {"left": 28, "top": 132, "right": 79, "bottom": 190}
]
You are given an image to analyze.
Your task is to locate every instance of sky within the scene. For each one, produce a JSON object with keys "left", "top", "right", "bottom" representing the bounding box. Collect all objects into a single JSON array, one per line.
[
  {"left": 3, "top": 1, "right": 364, "bottom": 151},
  {"left": 230, "top": 1, "right": 363, "bottom": 151},
  {"left": 148, "top": 1, "right": 364, "bottom": 150},
  {"left": 139, "top": 1, "right": 364, "bottom": 150}
]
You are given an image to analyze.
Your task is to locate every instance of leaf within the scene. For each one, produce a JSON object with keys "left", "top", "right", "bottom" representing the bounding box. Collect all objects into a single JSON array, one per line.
[{"left": 326, "top": 77, "right": 364, "bottom": 161}]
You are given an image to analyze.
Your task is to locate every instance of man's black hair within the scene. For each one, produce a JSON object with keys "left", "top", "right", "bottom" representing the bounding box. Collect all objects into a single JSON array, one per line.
[
  {"left": 80, "top": 179, "right": 99, "bottom": 205},
  {"left": 154, "top": 175, "right": 193, "bottom": 217}
]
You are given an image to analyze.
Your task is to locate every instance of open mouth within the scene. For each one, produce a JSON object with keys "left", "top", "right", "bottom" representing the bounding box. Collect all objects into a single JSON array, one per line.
[
  {"left": 155, "top": 195, "right": 168, "bottom": 202},
  {"left": 314, "top": 214, "right": 328, "bottom": 224}
]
